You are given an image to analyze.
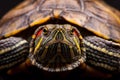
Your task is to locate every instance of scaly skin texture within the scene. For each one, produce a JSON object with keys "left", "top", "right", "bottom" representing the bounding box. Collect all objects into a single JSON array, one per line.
[
  {"left": 29, "top": 24, "right": 85, "bottom": 72},
  {"left": 0, "top": 24, "right": 119, "bottom": 79},
  {"left": 0, "top": 0, "right": 120, "bottom": 79}
]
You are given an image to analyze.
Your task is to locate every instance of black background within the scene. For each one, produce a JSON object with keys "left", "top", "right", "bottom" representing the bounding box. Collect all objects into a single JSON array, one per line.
[{"left": 0, "top": 0, "right": 120, "bottom": 80}]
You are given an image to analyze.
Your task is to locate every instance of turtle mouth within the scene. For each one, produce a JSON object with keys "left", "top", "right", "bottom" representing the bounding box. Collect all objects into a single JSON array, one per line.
[
  {"left": 29, "top": 24, "right": 85, "bottom": 72},
  {"left": 30, "top": 42, "right": 85, "bottom": 72}
]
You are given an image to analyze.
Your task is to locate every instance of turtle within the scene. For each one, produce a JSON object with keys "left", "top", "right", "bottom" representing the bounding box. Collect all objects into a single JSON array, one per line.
[{"left": 0, "top": 0, "right": 120, "bottom": 78}]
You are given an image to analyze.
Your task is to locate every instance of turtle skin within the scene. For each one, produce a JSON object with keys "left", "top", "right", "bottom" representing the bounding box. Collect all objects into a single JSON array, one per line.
[{"left": 0, "top": 0, "right": 120, "bottom": 78}]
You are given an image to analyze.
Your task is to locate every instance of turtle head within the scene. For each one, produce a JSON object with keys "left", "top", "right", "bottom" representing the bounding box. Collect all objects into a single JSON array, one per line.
[{"left": 30, "top": 24, "right": 85, "bottom": 72}]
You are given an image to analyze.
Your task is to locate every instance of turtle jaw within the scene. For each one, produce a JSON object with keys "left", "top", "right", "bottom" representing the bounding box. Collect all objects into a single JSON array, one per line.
[
  {"left": 30, "top": 42, "right": 85, "bottom": 72},
  {"left": 29, "top": 24, "right": 86, "bottom": 72}
]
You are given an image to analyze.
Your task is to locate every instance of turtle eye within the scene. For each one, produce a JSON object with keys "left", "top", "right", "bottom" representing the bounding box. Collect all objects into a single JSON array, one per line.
[{"left": 43, "top": 27, "right": 49, "bottom": 35}]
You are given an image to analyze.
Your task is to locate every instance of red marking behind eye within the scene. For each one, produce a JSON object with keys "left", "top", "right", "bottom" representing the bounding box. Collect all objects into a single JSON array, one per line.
[
  {"left": 36, "top": 28, "right": 43, "bottom": 37},
  {"left": 73, "top": 29, "right": 79, "bottom": 37}
]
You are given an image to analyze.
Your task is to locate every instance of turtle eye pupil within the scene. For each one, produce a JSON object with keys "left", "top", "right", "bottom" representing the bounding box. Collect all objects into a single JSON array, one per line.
[{"left": 43, "top": 28, "right": 48, "bottom": 35}]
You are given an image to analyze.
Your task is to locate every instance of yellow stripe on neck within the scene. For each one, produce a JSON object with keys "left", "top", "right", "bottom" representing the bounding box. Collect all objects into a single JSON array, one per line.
[{"left": 34, "top": 38, "right": 43, "bottom": 54}]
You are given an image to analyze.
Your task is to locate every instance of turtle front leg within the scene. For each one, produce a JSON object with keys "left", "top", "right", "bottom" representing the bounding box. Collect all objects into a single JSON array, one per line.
[
  {"left": 80, "top": 36, "right": 120, "bottom": 78},
  {"left": 83, "top": 36, "right": 120, "bottom": 72},
  {"left": 0, "top": 37, "right": 29, "bottom": 72}
]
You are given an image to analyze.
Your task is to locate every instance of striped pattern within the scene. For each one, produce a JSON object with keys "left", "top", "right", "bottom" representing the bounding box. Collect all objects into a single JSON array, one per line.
[
  {"left": 0, "top": 37, "right": 29, "bottom": 70},
  {"left": 83, "top": 36, "right": 120, "bottom": 72},
  {"left": 29, "top": 24, "right": 85, "bottom": 72}
]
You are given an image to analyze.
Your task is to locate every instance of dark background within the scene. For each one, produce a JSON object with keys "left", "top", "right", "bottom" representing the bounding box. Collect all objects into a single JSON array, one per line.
[{"left": 0, "top": 0, "right": 120, "bottom": 80}]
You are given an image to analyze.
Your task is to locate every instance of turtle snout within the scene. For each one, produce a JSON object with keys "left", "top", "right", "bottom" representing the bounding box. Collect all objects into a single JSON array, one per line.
[{"left": 29, "top": 24, "right": 86, "bottom": 72}]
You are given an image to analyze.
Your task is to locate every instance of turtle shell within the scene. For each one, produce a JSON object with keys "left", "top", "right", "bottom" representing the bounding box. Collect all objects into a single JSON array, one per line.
[{"left": 0, "top": 0, "right": 120, "bottom": 43}]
